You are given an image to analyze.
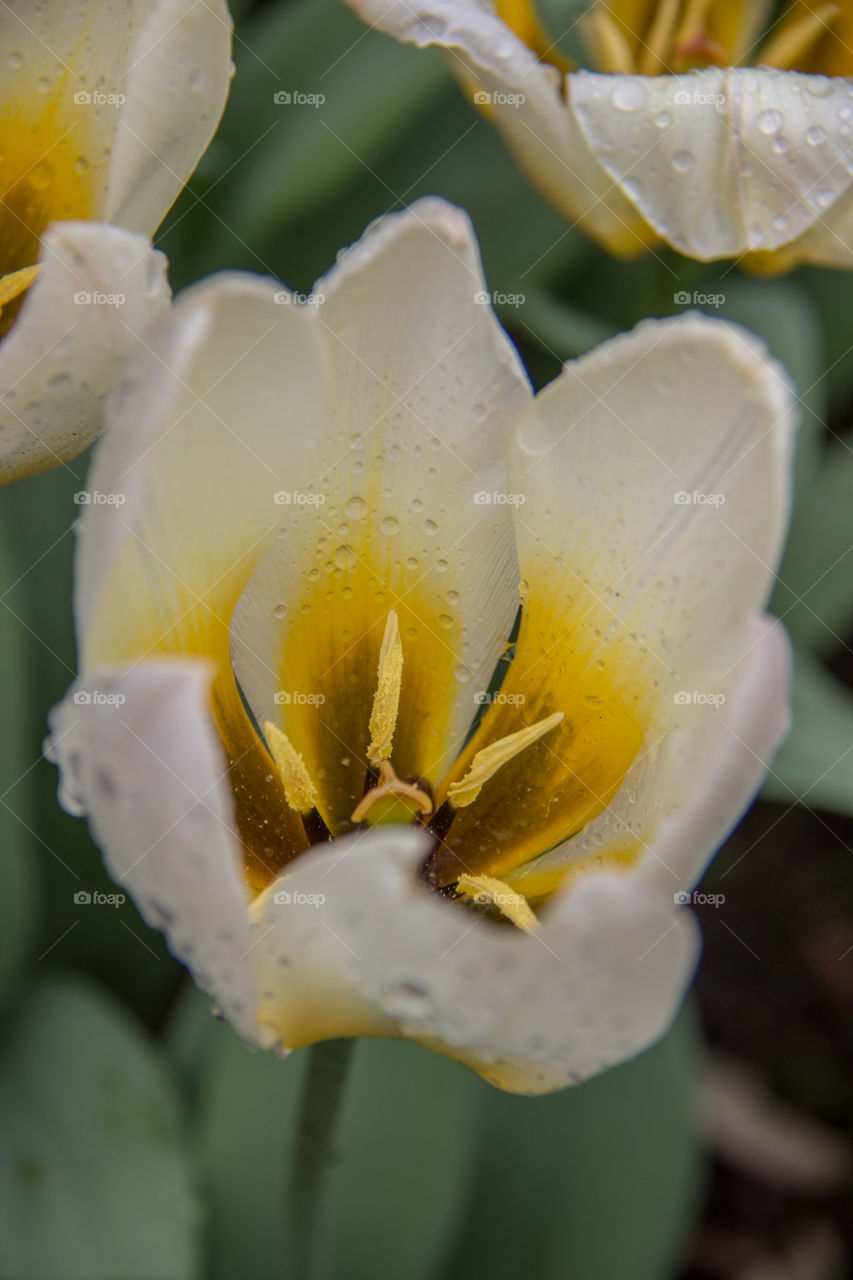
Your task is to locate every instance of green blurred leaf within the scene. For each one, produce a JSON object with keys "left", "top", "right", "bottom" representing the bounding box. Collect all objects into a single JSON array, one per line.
[
  {"left": 763, "top": 645, "right": 853, "bottom": 816},
  {"left": 181, "top": 1006, "right": 482, "bottom": 1280},
  {"left": 0, "top": 511, "right": 36, "bottom": 1003},
  {"left": 441, "top": 1009, "right": 702, "bottom": 1280},
  {"left": 0, "top": 975, "right": 199, "bottom": 1280}
]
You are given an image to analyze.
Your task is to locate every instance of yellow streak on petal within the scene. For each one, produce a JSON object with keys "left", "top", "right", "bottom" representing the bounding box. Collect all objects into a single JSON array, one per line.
[
  {"left": 367, "top": 609, "right": 403, "bottom": 767},
  {"left": 447, "top": 710, "right": 565, "bottom": 809},
  {"left": 264, "top": 719, "right": 319, "bottom": 815},
  {"left": 457, "top": 872, "right": 540, "bottom": 934},
  {"left": 760, "top": 3, "right": 842, "bottom": 71}
]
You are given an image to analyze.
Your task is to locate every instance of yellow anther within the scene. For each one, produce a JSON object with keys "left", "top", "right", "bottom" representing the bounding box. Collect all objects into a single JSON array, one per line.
[
  {"left": 367, "top": 610, "right": 403, "bottom": 767},
  {"left": 351, "top": 759, "right": 433, "bottom": 824},
  {"left": 760, "top": 3, "right": 840, "bottom": 70},
  {"left": 264, "top": 720, "right": 318, "bottom": 815},
  {"left": 457, "top": 873, "right": 540, "bottom": 934},
  {"left": 0, "top": 263, "right": 40, "bottom": 316},
  {"left": 494, "top": 0, "right": 575, "bottom": 70},
  {"left": 447, "top": 710, "right": 565, "bottom": 809},
  {"left": 580, "top": 8, "right": 637, "bottom": 73}
]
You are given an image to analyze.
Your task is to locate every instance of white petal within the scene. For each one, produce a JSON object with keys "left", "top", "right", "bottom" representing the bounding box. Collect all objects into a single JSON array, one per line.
[
  {"left": 248, "top": 825, "right": 699, "bottom": 1094},
  {"left": 569, "top": 68, "right": 853, "bottom": 260},
  {"left": 75, "top": 271, "right": 329, "bottom": 667},
  {"left": 45, "top": 660, "right": 261, "bottom": 1042},
  {"left": 345, "top": 0, "right": 651, "bottom": 255},
  {"left": 104, "top": 0, "right": 234, "bottom": 234},
  {"left": 232, "top": 199, "right": 531, "bottom": 827},
  {"left": 0, "top": 222, "right": 170, "bottom": 484}
]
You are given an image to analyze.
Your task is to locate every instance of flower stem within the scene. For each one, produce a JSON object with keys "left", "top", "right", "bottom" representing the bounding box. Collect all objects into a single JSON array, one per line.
[{"left": 290, "top": 1038, "right": 356, "bottom": 1278}]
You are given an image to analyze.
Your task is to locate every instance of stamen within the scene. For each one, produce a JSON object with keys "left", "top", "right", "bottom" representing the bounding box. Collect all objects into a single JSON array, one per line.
[
  {"left": 351, "top": 759, "right": 433, "bottom": 823},
  {"left": 580, "top": 9, "right": 638, "bottom": 73},
  {"left": 457, "top": 873, "right": 540, "bottom": 934},
  {"left": 446, "top": 710, "right": 564, "bottom": 809},
  {"left": 0, "top": 263, "right": 41, "bottom": 316},
  {"left": 760, "top": 3, "right": 840, "bottom": 70},
  {"left": 494, "top": 0, "right": 575, "bottom": 70},
  {"left": 637, "top": 0, "right": 684, "bottom": 74},
  {"left": 264, "top": 720, "right": 319, "bottom": 814},
  {"left": 366, "top": 610, "right": 403, "bottom": 767}
]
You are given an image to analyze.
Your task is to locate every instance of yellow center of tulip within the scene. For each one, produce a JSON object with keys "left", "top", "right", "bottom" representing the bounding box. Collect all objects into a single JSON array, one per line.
[
  {"left": 0, "top": 72, "right": 99, "bottom": 335},
  {"left": 495, "top": 0, "right": 853, "bottom": 77}
]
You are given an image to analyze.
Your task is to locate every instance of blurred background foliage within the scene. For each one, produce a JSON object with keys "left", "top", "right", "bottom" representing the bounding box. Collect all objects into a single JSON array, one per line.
[{"left": 0, "top": 0, "right": 852, "bottom": 1276}]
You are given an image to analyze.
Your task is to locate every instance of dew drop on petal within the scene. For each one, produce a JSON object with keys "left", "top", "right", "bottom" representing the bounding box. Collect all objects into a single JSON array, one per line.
[
  {"left": 756, "top": 108, "right": 784, "bottom": 135},
  {"left": 611, "top": 79, "right": 646, "bottom": 112}
]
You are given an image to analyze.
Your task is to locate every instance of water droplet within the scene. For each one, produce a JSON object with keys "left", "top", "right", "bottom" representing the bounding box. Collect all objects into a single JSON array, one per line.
[
  {"left": 333, "top": 545, "right": 356, "bottom": 569},
  {"left": 380, "top": 516, "right": 399, "bottom": 536},
  {"left": 436, "top": 559, "right": 448, "bottom": 572},
  {"left": 438, "top": 614, "right": 454, "bottom": 630},
  {"left": 273, "top": 603, "right": 287, "bottom": 618},
  {"left": 29, "top": 163, "right": 51, "bottom": 190},
  {"left": 655, "top": 109, "right": 672, "bottom": 128},
  {"left": 381, "top": 981, "right": 433, "bottom": 1021},
  {"left": 36, "top": 75, "right": 50, "bottom": 94},
  {"left": 454, "top": 664, "right": 472, "bottom": 683},
  {"left": 757, "top": 108, "right": 784, "bottom": 135},
  {"left": 405, "top": 556, "right": 418, "bottom": 570},
  {"left": 671, "top": 149, "right": 694, "bottom": 173},
  {"left": 73, "top": 155, "right": 89, "bottom": 175},
  {"left": 446, "top": 589, "right": 459, "bottom": 604},
  {"left": 771, "top": 135, "right": 790, "bottom": 155},
  {"left": 345, "top": 496, "right": 366, "bottom": 520},
  {"left": 806, "top": 124, "right": 827, "bottom": 146},
  {"left": 423, "top": 519, "right": 438, "bottom": 536},
  {"left": 7, "top": 51, "right": 22, "bottom": 70},
  {"left": 816, "top": 188, "right": 835, "bottom": 208},
  {"left": 611, "top": 79, "right": 646, "bottom": 112}
]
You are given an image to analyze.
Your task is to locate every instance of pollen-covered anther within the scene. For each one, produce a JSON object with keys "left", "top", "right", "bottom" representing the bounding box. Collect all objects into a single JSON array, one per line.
[
  {"left": 351, "top": 759, "right": 433, "bottom": 824},
  {"left": 366, "top": 609, "right": 403, "bottom": 767},
  {"left": 457, "top": 873, "right": 540, "bottom": 934},
  {"left": 264, "top": 720, "right": 319, "bottom": 814},
  {"left": 446, "top": 710, "right": 565, "bottom": 809}
]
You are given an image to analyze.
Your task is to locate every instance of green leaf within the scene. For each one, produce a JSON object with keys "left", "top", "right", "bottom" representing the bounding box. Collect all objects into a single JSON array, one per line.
[
  {"left": 441, "top": 1009, "right": 702, "bottom": 1280},
  {"left": 763, "top": 645, "right": 853, "bottom": 816},
  {"left": 0, "top": 510, "right": 36, "bottom": 1003},
  {"left": 0, "top": 975, "right": 199, "bottom": 1280}
]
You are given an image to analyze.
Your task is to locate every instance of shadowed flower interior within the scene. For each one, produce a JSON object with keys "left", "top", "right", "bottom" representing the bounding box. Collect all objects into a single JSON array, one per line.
[{"left": 499, "top": 0, "right": 853, "bottom": 76}]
